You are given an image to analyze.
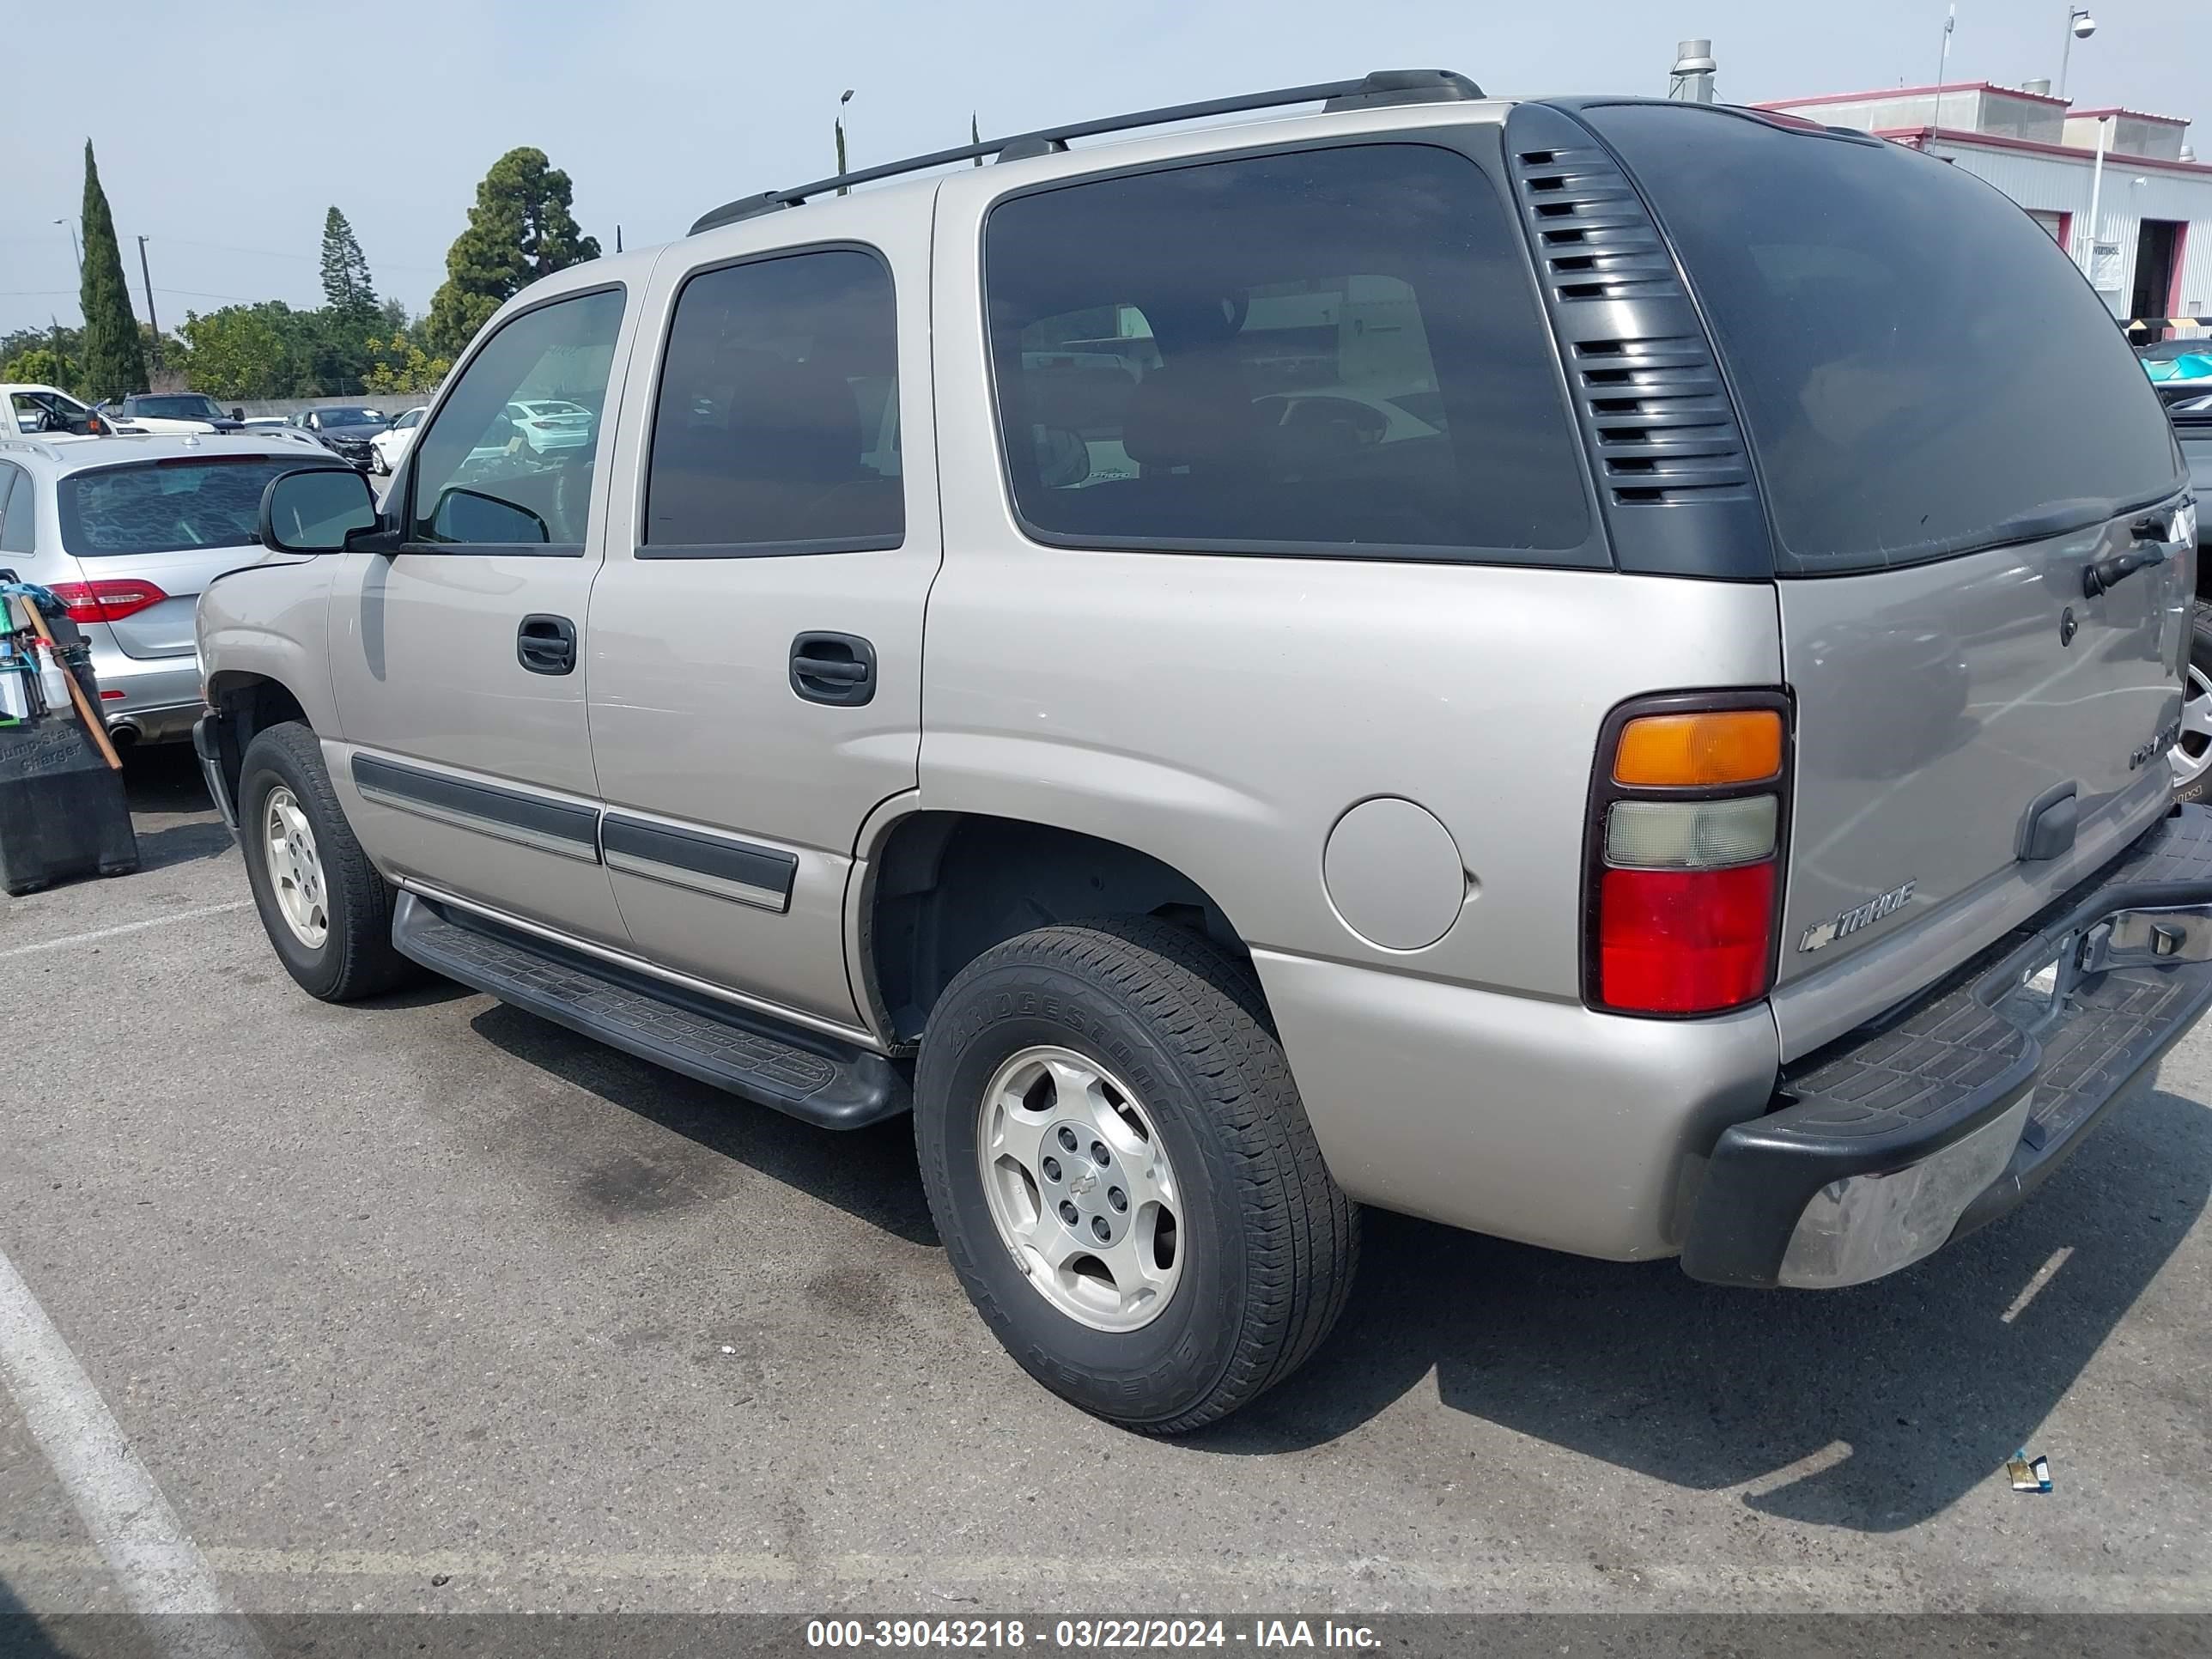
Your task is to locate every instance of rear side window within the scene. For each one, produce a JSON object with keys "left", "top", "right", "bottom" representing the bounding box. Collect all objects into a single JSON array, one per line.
[
  {"left": 0, "top": 463, "right": 33, "bottom": 556},
  {"left": 58, "top": 457, "right": 304, "bottom": 556},
  {"left": 643, "top": 247, "right": 902, "bottom": 556},
  {"left": 1585, "top": 105, "right": 2184, "bottom": 574},
  {"left": 983, "top": 144, "right": 1592, "bottom": 562}
]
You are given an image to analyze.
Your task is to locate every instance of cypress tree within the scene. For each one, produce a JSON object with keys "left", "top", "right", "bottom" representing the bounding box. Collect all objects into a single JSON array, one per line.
[{"left": 77, "top": 141, "right": 147, "bottom": 401}]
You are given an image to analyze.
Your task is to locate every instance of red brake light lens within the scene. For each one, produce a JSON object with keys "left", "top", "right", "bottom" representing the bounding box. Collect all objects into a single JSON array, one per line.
[
  {"left": 1585, "top": 691, "right": 1791, "bottom": 1018},
  {"left": 1598, "top": 863, "right": 1777, "bottom": 1014},
  {"left": 46, "top": 580, "right": 169, "bottom": 624}
]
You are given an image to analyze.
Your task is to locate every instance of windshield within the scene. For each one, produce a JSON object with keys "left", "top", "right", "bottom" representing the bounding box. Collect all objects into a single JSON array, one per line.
[
  {"left": 1586, "top": 104, "right": 2184, "bottom": 574},
  {"left": 131, "top": 394, "right": 223, "bottom": 419},
  {"left": 58, "top": 456, "right": 311, "bottom": 556},
  {"left": 319, "top": 408, "right": 384, "bottom": 427},
  {"left": 2138, "top": 337, "right": 2212, "bottom": 362}
]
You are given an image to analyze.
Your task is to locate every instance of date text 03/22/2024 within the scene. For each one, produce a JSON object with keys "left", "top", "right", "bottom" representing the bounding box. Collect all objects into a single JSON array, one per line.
[{"left": 804, "top": 1619, "right": 1382, "bottom": 1650}]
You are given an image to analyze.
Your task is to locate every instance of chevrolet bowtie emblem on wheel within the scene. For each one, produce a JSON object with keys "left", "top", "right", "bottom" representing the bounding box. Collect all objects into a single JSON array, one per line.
[{"left": 1798, "top": 880, "right": 1918, "bottom": 954}]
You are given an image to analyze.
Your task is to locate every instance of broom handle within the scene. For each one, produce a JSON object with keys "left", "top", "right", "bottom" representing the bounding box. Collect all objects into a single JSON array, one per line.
[{"left": 19, "top": 599, "right": 123, "bottom": 771}]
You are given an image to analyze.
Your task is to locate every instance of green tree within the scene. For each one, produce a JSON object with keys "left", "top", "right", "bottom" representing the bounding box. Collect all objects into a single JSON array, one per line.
[
  {"left": 424, "top": 147, "right": 599, "bottom": 358},
  {"left": 2, "top": 325, "right": 80, "bottom": 368},
  {"left": 363, "top": 332, "right": 452, "bottom": 396},
  {"left": 0, "top": 346, "right": 77, "bottom": 392},
  {"left": 77, "top": 141, "right": 148, "bottom": 401},
  {"left": 176, "top": 302, "right": 305, "bottom": 399},
  {"left": 319, "top": 206, "right": 379, "bottom": 319}
]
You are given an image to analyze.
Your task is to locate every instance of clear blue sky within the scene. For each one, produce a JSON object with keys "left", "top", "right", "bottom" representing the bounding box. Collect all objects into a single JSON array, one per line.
[{"left": 1, "top": 0, "right": 2199, "bottom": 339}]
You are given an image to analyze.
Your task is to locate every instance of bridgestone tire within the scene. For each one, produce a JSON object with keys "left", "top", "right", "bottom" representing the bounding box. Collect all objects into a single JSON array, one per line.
[{"left": 915, "top": 916, "right": 1358, "bottom": 1434}]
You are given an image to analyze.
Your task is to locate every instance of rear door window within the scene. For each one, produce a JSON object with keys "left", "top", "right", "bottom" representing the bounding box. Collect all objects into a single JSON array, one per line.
[
  {"left": 1583, "top": 104, "right": 2184, "bottom": 574},
  {"left": 982, "top": 144, "right": 1593, "bottom": 562},
  {"left": 641, "top": 246, "right": 902, "bottom": 556}
]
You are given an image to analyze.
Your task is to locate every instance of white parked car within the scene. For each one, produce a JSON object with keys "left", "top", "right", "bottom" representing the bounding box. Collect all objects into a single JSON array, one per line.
[
  {"left": 3, "top": 384, "right": 100, "bottom": 434},
  {"left": 505, "top": 398, "right": 593, "bottom": 453},
  {"left": 370, "top": 405, "right": 427, "bottom": 474},
  {"left": 99, "top": 392, "right": 246, "bottom": 434}
]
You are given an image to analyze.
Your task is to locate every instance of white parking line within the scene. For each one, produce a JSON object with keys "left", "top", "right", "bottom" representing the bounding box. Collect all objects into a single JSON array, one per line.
[
  {"left": 0, "top": 1246, "right": 265, "bottom": 1658},
  {"left": 2002, "top": 1245, "right": 2076, "bottom": 1323},
  {"left": 0, "top": 902, "right": 251, "bottom": 963}
]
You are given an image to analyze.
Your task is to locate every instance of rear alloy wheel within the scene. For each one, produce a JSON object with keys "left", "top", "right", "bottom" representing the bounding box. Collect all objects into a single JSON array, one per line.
[
  {"left": 2174, "top": 599, "right": 2212, "bottom": 804},
  {"left": 976, "top": 1045, "right": 1184, "bottom": 1333},
  {"left": 915, "top": 916, "right": 1358, "bottom": 1434}
]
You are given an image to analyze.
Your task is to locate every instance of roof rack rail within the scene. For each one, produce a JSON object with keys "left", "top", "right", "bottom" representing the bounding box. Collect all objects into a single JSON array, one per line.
[{"left": 689, "top": 68, "right": 1482, "bottom": 234}]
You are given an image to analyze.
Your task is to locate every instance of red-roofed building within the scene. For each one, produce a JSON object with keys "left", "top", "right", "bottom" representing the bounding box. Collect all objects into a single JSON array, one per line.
[{"left": 1758, "top": 83, "right": 2212, "bottom": 331}]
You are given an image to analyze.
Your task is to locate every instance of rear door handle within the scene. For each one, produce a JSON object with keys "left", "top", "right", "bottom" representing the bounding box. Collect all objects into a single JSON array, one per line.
[
  {"left": 517, "top": 613, "right": 576, "bottom": 675},
  {"left": 790, "top": 632, "right": 877, "bottom": 706}
]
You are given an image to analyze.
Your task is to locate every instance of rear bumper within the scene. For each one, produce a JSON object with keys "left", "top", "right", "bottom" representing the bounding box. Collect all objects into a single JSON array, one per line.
[
  {"left": 1683, "top": 805, "right": 2212, "bottom": 1288},
  {"left": 84, "top": 637, "right": 202, "bottom": 742}
]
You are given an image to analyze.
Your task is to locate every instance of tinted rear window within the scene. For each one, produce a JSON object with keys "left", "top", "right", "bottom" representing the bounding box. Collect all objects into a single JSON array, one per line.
[
  {"left": 983, "top": 144, "right": 1592, "bottom": 562},
  {"left": 59, "top": 457, "right": 308, "bottom": 556},
  {"left": 1585, "top": 105, "right": 2184, "bottom": 574}
]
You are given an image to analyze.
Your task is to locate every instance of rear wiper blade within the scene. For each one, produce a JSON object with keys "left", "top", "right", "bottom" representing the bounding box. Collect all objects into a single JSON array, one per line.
[{"left": 1975, "top": 500, "right": 2118, "bottom": 549}]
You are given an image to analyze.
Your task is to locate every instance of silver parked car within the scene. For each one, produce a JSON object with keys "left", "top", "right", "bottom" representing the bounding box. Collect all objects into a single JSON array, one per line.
[
  {"left": 0, "top": 432, "right": 344, "bottom": 746},
  {"left": 195, "top": 71, "right": 2212, "bottom": 1433}
]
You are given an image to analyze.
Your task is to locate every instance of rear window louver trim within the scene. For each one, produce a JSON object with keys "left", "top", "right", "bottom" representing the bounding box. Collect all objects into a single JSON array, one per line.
[{"left": 1513, "top": 140, "right": 1753, "bottom": 509}]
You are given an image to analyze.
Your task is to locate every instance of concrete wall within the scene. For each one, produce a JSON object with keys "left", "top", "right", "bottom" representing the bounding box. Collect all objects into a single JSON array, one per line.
[{"left": 225, "top": 393, "right": 428, "bottom": 420}]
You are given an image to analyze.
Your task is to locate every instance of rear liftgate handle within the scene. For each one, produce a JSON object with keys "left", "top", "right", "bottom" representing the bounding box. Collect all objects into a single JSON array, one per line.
[
  {"left": 790, "top": 632, "right": 877, "bottom": 706},
  {"left": 517, "top": 613, "right": 577, "bottom": 675}
]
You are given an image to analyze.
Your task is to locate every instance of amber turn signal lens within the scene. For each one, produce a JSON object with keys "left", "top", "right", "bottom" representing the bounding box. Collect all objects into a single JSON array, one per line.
[{"left": 1613, "top": 709, "right": 1784, "bottom": 787}]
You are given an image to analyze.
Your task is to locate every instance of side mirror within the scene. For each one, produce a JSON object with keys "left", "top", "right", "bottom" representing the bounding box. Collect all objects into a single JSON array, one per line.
[
  {"left": 231, "top": 407, "right": 245, "bottom": 422},
  {"left": 258, "top": 466, "right": 379, "bottom": 554},
  {"left": 429, "top": 487, "right": 549, "bottom": 544}
]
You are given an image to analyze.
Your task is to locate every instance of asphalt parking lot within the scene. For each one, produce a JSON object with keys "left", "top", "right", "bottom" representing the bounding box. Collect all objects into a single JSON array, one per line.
[{"left": 3, "top": 749, "right": 2211, "bottom": 1632}]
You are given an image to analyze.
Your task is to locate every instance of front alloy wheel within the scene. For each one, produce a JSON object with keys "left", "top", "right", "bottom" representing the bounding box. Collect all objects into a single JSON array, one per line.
[{"left": 263, "top": 785, "right": 329, "bottom": 948}]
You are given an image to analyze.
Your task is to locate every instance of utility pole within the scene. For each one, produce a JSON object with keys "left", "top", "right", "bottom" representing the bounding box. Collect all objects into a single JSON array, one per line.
[{"left": 135, "top": 234, "right": 162, "bottom": 373}]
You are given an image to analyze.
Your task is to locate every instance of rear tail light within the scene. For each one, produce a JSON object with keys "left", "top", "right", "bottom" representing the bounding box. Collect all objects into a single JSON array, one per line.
[
  {"left": 1585, "top": 692, "right": 1792, "bottom": 1017},
  {"left": 46, "top": 579, "right": 169, "bottom": 624}
]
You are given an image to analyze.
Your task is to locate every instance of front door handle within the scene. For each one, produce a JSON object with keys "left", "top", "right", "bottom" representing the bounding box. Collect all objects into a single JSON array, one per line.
[
  {"left": 517, "top": 613, "right": 576, "bottom": 675},
  {"left": 790, "top": 632, "right": 877, "bottom": 706}
]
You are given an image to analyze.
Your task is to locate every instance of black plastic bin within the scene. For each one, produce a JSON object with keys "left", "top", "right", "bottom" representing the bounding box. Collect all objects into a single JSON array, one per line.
[{"left": 0, "top": 714, "right": 139, "bottom": 896}]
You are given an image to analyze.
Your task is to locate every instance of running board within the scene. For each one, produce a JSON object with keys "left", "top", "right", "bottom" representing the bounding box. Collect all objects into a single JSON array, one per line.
[{"left": 391, "top": 893, "right": 908, "bottom": 1129}]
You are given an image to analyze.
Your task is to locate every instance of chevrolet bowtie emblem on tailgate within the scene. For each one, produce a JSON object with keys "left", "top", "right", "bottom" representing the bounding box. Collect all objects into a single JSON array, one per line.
[{"left": 1798, "top": 880, "right": 1918, "bottom": 954}]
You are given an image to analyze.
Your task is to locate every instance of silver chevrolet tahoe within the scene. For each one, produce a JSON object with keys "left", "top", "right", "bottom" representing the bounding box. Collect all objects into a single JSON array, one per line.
[{"left": 194, "top": 71, "right": 2212, "bottom": 1434}]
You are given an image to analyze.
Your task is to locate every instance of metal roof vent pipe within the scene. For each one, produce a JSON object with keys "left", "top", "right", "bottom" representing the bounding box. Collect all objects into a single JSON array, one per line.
[
  {"left": 2185, "top": 145, "right": 2198, "bottom": 162},
  {"left": 1669, "top": 40, "right": 1717, "bottom": 104}
]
